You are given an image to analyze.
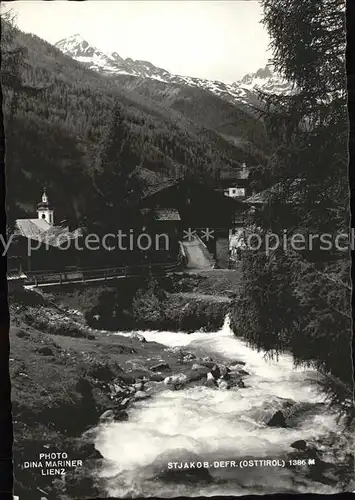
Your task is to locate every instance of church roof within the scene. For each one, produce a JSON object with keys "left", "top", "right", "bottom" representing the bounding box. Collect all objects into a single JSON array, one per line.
[
  {"left": 15, "top": 219, "right": 82, "bottom": 247},
  {"left": 16, "top": 218, "right": 51, "bottom": 238},
  {"left": 7, "top": 270, "right": 27, "bottom": 281}
]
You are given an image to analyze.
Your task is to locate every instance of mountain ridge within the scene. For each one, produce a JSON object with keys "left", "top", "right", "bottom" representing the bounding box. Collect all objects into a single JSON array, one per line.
[{"left": 55, "top": 34, "right": 294, "bottom": 109}]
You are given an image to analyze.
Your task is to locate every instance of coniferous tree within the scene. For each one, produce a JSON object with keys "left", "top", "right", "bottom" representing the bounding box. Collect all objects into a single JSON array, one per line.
[{"left": 92, "top": 104, "right": 143, "bottom": 231}]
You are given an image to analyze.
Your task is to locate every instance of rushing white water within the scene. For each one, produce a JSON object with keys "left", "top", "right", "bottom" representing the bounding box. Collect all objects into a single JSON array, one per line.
[{"left": 95, "top": 316, "right": 351, "bottom": 497}]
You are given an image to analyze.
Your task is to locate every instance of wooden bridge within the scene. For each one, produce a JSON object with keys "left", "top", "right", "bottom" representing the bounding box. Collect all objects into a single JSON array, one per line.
[
  {"left": 10, "top": 239, "right": 218, "bottom": 290},
  {"left": 22, "top": 252, "right": 186, "bottom": 289}
]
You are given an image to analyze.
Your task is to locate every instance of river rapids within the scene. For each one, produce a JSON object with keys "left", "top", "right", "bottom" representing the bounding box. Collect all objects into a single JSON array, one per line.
[{"left": 94, "top": 316, "right": 353, "bottom": 497}]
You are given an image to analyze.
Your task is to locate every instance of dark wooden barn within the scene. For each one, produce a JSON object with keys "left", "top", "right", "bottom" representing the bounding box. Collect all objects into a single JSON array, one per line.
[{"left": 140, "top": 176, "right": 246, "bottom": 267}]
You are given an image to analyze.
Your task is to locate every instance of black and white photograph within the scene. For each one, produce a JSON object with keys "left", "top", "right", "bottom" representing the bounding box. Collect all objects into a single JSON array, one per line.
[{"left": 1, "top": 0, "right": 353, "bottom": 499}]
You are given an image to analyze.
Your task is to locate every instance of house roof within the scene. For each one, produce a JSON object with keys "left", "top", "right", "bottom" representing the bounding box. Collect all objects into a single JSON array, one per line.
[
  {"left": 140, "top": 208, "right": 181, "bottom": 221},
  {"left": 220, "top": 166, "right": 249, "bottom": 181},
  {"left": 141, "top": 178, "right": 181, "bottom": 198},
  {"left": 134, "top": 166, "right": 180, "bottom": 198},
  {"left": 142, "top": 176, "right": 245, "bottom": 205},
  {"left": 244, "top": 191, "right": 271, "bottom": 205},
  {"left": 154, "top": 208, "right": 181, "bottom": 221},
  {"left": 135, "top": 166, "right": 170, "bottom": 186},
  {"left": 244, "top": 179, "right": 303, "bottom": 205}
]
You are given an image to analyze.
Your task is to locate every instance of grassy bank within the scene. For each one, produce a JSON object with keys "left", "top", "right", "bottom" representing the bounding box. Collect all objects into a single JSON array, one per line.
[{"left": 34, "top": 272, "right": 236, "bottom": 333}]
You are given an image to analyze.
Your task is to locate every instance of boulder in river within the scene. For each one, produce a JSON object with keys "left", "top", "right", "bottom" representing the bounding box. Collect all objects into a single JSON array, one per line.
[
  {"left": 182, "top": 352, "right": 196, "bottom": 362},
  {"left": 133, "top": 381, "right": 145, "bottom": 391},
  {"left": 291, "top": 440, "right": 308, "bottom": 451},
  {"left": 165, "top": 347, "right": 196, "bottom": 363},
  {"left": 201, "top": 356, "right": 214, "bottom": 363},
  {"left": 112, "top": 381, "right": 131, "bottom": 395},
  {"left": 235, "top": 368, "right": 250, "bottom": 376},
  {"left": 115, "top": 410, "right": 129, "bottom": 421},
  {"left": 217, "top": 379, "right": 230, "bottom": 390},
  {"left": 151, "top": 362, "right": 171, "bottom": 372},
  {"left": 118, "top": 397, "right": 130, "bottom": 409},
  {"left": 210, "top": 364, "right": 221, "bottom": 379},
  {"left": 219, "top": 364, "right": 231, "bottom": 379},
  {"left": 191, "top": 363, "right": 208, "bottom": 371},
  {"left": 250, "top": 397, "right": 295, "bottom": 425},
  {"left": 164, "top": 373, "right": 188, "bottom": 390},
  {"left": 197, "top": 357, "right": 215, "bottom": 369},
  {"left": 228, "top": 376, "right": 246, "bottom": 388},
  {"left": 204, "top": 372, "right": 218, "bottom": 388},
  {"left": 144, "top": 380, "right": 165, "bottom": 395},
  {"left": 128, "top": 369, "right": 152, "bottom": 381},
  {"left": 99, "top": 409, "right": 115, "bottom": 424},
  {"left": 267, "top": 410, "right": 287, "bottom": 428},
  {"left": 131, "top": 333, "right": 146, "bottom": 343},
  {"left": 99, "top": 409, "right": 128, "bottom": 424},
  {"left": 210, "top": 364, "right": 231, "bottom": 380},
  {"left": 186, "top": 366, "right": 209, "bottom": 383},
  {"left": 229, "top": 360, "right": 246, "bottom": 367},
  {"left": 150, "top": 373, "right": 165, "bottom": 382},
  {"left": 134, "top": 391, "right": 151, "bottom": 402},
  {"left": 263, "top": 400, "right": 325, "bottom": 429}
]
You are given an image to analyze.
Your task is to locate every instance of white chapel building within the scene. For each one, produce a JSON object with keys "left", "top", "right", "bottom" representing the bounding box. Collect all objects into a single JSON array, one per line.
[
  {"left": 14, "top": 188, "right": 82, "bottom": 247},
  {"left": 36, "top": 188, "right": 54, "bottom": 225},
  {"left": 15, "top": 188, "right": 56, "bottom": 240}
]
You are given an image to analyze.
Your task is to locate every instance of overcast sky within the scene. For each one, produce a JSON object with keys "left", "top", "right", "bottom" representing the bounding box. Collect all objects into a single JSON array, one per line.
[{"left": 4, "top": 0, "right": 271, "bottom": 83}]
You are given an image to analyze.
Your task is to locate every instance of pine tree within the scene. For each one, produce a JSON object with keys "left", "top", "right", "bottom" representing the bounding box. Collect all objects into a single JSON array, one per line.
[{"left": 93, "top": 104, "right": 143, "bottom": 231}]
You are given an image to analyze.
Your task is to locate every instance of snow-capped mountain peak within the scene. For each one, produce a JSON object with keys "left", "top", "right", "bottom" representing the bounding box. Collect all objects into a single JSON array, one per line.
[
  {"left": 55, "top": 35, "right": 172, "bottom": 79},
  {"left": 56, "top": 34, "right": 95, "bottom": 57},
  {"left": 55, "top": 35, "right": 294, "bottom": 108},
  {"left": 56, "top": 34, "right": 118, "bottom": 73},
  {"left": 237, "top": 65, "right": 294, "bottom": 97},
  {"left": 240, "top": 65, "right": 274, "bottom": 88}
]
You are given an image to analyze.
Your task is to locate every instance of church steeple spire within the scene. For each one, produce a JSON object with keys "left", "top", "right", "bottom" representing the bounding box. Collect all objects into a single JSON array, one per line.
[
  {"left": 42, "top": 187, "right": 48, "bottom": 204},
  {"left": 37, "top": 187, "right": 54, "bottom": 225}
]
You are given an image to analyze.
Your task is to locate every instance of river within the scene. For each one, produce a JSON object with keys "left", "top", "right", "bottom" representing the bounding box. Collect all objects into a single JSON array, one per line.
[{"left": 94, "top": 316, "right": 353, "bottom": 497}]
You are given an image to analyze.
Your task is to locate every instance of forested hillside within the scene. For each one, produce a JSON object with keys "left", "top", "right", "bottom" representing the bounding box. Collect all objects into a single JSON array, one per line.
[{"left": 2, "top": 24, "right": 267, "bottom": 225}]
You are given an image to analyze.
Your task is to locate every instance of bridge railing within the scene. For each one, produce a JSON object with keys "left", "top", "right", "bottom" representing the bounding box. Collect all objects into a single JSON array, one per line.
[{"left": 24, "top": 249, "right": 185, "bottom": 287}]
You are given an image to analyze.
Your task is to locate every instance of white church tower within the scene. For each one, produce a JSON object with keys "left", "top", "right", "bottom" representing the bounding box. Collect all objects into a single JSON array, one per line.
[{"left": 37, "top": 188, "right": 54, "bottom": 225}]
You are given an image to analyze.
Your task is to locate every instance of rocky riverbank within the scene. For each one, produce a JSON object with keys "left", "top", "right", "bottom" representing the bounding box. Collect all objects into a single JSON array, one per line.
[{"left": 10, "top": 310, "right": 249, "bottom": 498}]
